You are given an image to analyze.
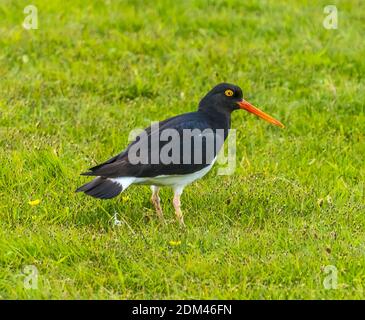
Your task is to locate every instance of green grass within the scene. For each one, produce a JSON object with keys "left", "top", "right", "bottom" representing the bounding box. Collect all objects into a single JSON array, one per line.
[{"left": 1, "top": 0, "right": 365, "bottom": 299}]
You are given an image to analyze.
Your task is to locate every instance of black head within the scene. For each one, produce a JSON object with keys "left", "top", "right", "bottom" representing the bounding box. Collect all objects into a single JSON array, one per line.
[
  {"left": 198, "top": 82, "right": 285, "bottom": 128},
  {"left": 198, "top": 83, "right": 243, "bottom": 114}
]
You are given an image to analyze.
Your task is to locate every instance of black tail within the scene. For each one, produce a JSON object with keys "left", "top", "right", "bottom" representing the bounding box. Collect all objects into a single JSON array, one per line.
[{"left": 76, "top": 177, "right": 122, "bottom": 199}]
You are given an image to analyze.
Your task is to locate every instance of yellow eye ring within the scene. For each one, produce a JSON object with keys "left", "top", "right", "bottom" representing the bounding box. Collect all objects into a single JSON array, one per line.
[{"left": 225, "top": 89, "right": 234, "bottom": 97}]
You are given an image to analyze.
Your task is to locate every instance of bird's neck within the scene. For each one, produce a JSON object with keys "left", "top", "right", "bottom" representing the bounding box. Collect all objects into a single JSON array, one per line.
[{"left": 198, "top": 107, "right": 231, "bottom": 130}]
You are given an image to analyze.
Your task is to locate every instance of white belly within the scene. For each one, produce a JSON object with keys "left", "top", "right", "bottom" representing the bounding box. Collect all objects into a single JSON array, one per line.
[
  {"left": 110, "top": 158, "right": 216, "bottom": 190},
  {"left": 135, "top": 162, "right": 215, "bottom": 187}
]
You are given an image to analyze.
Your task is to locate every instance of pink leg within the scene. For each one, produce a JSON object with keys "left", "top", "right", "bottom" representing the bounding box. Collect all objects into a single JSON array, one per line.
[
  {"left": 173, "top": 187, "right": 185, "bottom": 226},
  {"left": 151, "top": 186, "right": 164, "bottom": 221}
]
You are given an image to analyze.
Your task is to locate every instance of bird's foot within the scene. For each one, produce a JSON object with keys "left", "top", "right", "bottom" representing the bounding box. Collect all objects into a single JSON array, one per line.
[
  {"left": 174, "top": 208, "right": 185, "bottom": 227},
  {"left": 157, "top": 212, "right": 166, "bottom": 225},
  {"left": 151, "top": 194, "right": 165, "bottom": 223},
  {"left": 177, "top": 216, "right": 185, "bottom": 227},
  {"left": 173, "top": 193, "right": 185, "bottom": 227}
]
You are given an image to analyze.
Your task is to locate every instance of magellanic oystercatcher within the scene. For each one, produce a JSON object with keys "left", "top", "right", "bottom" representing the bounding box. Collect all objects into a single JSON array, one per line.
[{"left": 76, "top": 83, "right": 284, "bottom": 225}]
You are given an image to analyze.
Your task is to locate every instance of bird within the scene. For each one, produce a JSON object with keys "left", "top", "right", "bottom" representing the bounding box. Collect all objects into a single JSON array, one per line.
[{"left": 76, "top": 83, "right": 284, "bottom": 225}]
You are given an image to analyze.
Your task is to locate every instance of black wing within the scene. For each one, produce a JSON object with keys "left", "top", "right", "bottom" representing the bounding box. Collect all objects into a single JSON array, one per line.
[{"left": 81, "top": 111, "right": 228, "bottom": 178}]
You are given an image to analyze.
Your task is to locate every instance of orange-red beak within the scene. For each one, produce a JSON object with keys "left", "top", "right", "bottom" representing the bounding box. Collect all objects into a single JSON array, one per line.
[{"left": 237, "top": 100, "right": 285, "bottom": 128}]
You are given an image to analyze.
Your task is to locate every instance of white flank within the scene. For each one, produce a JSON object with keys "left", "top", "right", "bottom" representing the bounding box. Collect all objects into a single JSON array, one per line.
[
  {"left": 108, "top": 157, "right": 217, "bottom": 193},
  {"left": 134, "top": 162, "right": 215, "bottom": 187}
]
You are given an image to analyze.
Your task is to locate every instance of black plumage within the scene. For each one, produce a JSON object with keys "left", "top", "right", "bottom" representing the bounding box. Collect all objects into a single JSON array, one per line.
[
  {"left": 76, "top": 82, "right": 284, "bottom": 225},
  {"left": 78, "top": 83, "right": 241, "bottom": 180},
  {"left": 76, "top": 177, "right": 122, "bottom": 199}
]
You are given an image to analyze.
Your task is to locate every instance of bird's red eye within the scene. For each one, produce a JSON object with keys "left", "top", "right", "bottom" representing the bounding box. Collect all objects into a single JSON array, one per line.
[{"left": 224, "top": 89, "right": 234, "bottom": 97}]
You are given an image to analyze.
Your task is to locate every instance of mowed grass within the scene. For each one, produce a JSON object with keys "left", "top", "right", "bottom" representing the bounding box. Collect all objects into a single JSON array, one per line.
[{"left": 0, "top": 0, "right": 365, "bottom": 299}]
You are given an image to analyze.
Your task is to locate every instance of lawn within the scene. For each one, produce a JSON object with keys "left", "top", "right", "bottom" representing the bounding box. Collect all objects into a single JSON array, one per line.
[{"left": 0, "top": 0, "right": 364, "bottom": 299}]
